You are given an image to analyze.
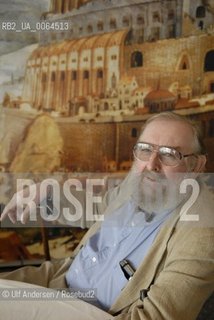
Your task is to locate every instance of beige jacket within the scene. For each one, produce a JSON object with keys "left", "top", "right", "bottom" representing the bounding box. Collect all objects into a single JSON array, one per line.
[{"left": 70, "top": 175, "right": 214, "bottom": 320}]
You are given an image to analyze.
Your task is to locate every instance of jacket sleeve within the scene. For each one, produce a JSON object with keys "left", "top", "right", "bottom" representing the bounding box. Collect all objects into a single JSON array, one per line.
[{"left": 114, "top": 226, "right": 214, "bottom": 320}]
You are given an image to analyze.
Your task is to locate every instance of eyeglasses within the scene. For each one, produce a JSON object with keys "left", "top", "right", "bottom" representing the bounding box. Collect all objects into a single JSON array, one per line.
[{"left": 133, "top": 142, "right": 196, "bottom": 167}]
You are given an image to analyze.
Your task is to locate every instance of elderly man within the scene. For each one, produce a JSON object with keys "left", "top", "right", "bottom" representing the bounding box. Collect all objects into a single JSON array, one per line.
[{"left": 0, "top": 112, "right": 213, "bottom": 320}]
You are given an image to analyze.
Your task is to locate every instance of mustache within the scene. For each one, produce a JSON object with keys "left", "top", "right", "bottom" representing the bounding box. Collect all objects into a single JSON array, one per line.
[{"left": 141, "top": 170, "right": 166, "bottom": 182}]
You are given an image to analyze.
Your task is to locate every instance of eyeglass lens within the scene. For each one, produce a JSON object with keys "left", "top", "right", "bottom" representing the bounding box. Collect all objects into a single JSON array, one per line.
[{"left": 134, "top": 143, "right": 181, "bottom": 166}]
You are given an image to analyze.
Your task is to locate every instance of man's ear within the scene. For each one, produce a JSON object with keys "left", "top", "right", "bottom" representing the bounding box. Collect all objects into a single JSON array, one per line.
[{"left": 192, "top": 155, "right": 207, "bottom": 173}]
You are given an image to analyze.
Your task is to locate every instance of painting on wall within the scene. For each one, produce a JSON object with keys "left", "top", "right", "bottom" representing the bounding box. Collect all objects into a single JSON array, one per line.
[
  {"left": 0, "top": 0, "right": 214, "bottom": 175},
  {"left": 0, "top": 0, "right": 214, "bottom": 264}
]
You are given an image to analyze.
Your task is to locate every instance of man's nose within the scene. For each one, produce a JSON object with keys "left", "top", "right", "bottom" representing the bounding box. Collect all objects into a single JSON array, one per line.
[{"left": 146, "top": 151, "right": 161, "bottom": 172}]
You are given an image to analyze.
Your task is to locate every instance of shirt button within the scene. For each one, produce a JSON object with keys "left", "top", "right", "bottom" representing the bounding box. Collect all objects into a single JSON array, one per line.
[{"left": 92, "top": 257, "right": 97, "bottom": 262}]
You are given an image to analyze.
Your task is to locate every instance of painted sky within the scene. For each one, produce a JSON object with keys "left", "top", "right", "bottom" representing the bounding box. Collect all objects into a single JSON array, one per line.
[{"left": 0, "top": 0, "right": 49, "bottom": 55}]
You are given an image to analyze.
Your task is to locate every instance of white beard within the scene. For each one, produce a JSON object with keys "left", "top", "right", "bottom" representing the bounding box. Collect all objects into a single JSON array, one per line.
[{"left": 130, "top": 168, "right": 188, "bottom": 217}]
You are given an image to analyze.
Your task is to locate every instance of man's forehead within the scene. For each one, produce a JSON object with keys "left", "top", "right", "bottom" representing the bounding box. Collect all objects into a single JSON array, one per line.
[{"left": 139, "top": 119, "right": 194, "bottom": 148}]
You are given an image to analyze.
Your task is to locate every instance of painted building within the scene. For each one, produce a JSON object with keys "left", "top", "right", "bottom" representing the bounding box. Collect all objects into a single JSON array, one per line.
[
  {"left": 2, "top": 0, "right": 213, "bottom": 174},
  {"left": 22, "top": 0, "right": 214, "bottom": 116}
]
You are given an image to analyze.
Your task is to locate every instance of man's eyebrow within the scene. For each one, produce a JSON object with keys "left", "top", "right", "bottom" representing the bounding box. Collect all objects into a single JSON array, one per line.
[
  {"left": 171, "top": 146, "right": 182, "bottom": 151},
  {"left": 163, "top": 145, "right": 180, "bottom": 149},
  {"left": 137, "top": 141, "right": 181, "bottom": 150},
  {"left": 137, "top": 140, "right": 152, "bottom": 144}
]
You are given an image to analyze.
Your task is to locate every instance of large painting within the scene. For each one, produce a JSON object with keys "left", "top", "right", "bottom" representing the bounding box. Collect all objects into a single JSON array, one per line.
[
  {"left": 0, "top": 0, "right": 214, "bottom": 174},
  {"left": 0, "top": 0, "right": 214, "bottom": 264}
]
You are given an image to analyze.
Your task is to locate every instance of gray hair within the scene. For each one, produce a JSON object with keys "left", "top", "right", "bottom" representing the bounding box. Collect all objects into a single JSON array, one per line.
[{"left": 140, "top": 112, "right": 206, "bottom": 155}]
